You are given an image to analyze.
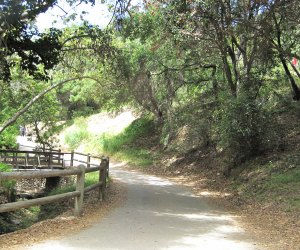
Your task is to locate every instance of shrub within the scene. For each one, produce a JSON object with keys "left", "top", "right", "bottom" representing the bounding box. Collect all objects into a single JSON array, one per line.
[
  {"left": 217, "top": 95, "right": 275, "bottom": 165},
  {"left": 0, "top": 126, "right": 18, "bottom": 149},
  {"left": 0, "top": 163, "right": 16, "bottom": 190},
  {"left": 87, "top": 117, "right": 156, "bottom": 166},
  {"left": 0, "top": 163, "right": 16, "bottom": 204}
]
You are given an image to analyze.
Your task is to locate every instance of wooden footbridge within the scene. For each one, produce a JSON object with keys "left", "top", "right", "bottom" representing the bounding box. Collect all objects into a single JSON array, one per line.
[
  {"left": 0, "top": 148, "right": 107, "bottom": 169},
  {"left": 0, "top": 149, "right": 109, "bottom": 216}
]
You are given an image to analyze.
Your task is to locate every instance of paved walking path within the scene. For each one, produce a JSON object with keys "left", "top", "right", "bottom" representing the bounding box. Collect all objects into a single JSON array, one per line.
[{"left": 25, "top": 162, "right": 261, "bottom": 250}]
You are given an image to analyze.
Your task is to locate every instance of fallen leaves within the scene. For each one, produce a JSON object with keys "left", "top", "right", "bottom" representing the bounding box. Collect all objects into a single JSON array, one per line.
[{"left": 0, "top": 180, "right": 127, "bottom": 250}]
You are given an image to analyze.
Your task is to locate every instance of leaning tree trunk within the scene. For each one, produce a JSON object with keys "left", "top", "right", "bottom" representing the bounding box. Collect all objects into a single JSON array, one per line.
[{"left": 279, "top": 55, "right": 300, "bottom": 100}]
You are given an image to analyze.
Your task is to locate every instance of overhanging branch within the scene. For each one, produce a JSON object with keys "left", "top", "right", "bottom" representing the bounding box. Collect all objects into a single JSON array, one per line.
[{"left": 0, "top": 76, "right": 101, "bottom": 135}]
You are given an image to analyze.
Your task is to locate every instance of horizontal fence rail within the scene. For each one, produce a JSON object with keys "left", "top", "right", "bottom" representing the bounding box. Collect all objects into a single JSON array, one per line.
[
  {"left": 0, "top": 150, "right": 109, "bottom": 174},
  {"left": 0, "top": 149, "right": 109, "bottom": 216}
]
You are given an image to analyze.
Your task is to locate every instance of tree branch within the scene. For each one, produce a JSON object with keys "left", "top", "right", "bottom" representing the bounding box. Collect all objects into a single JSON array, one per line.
[{"left": 0, "top": 76, "right": 101, "bottom": 135}]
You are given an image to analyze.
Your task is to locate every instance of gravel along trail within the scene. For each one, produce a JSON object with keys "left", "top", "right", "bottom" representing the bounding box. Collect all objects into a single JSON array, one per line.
[{"left": 25, "top": 162, "right": 262, "bottom": 250}]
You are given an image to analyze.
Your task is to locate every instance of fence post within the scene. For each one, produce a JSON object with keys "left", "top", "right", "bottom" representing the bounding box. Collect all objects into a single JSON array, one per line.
[
  {"left": 12, "top": 153, "right": 18, "bottom": 168},
  {"left": 106, "top": 157, "right": 110, "bottom": 182},
  {"left": 58, "top": 149, "right": 61, "bottom": 165},
  {"left": 75, "top": 164, "right": 85, "bottom": 216},
  {"left": 70, "top": 151, "right": 74, "bottom": 167},
  {"left": 48, "top": 152, "right": 52, "bottom": 169},
  {"left": 25, "top": 152, "right": 29, "bottom": 167},
  {"left": 99, "top": 158, "right": 108, "bottom": 201},
  {"left": 4, "top": 151, "right": 7, "bottom": 163},
  {"left": 87, "top": 154, "right": 91, "bottom": 168}
]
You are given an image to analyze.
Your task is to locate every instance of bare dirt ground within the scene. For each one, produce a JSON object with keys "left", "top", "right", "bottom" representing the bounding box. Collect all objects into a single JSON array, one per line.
[{"left": 0, "top": 180, "right": 127, "bottom": 250}]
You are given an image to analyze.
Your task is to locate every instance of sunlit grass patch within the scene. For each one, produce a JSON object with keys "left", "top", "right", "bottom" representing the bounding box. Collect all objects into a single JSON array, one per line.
[
  {"left": 255, "top": 168, "right": 300, "bottom": 212},
  {"left": 88, "top": 117, "right": 157, "bottom": 167},
  {"left": 64, "top": 117, "right": 90, "bottom": 150},
  {"left": 114, "top": 148, "right": 154, "bottom": 167}
]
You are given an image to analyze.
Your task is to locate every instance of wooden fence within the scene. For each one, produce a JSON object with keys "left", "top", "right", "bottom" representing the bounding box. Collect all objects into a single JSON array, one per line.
[
  {"left": 0, "top": 150, "right": 108, "bottom": 170},
  {"left": 0, "top": 150, "right": 109, "bottom": 216},
  {"left": 0, "top": 149, "right": 63, "bottom": 169}
]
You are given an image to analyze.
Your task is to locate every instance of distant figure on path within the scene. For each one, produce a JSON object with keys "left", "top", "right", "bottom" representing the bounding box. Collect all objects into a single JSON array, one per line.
[{"left": 19, "top": 125, "right": 26, "bottom": 136}]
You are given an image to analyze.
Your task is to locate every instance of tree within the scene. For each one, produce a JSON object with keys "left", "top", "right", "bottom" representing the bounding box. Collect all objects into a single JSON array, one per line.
[
  {"left": 117, "top": 0, "right": 290, "bottom": 164},
  {"left": 0, "top": 0, "right": 63, "bottom": 81},
  {"left": 263, "top": 0, "right": 300, "bottom": 100},
  {"left": 0, "top": 0, "right": 128, "bottom": 139}
]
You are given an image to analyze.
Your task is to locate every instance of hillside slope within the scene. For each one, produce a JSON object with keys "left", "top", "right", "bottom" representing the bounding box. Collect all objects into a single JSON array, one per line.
[
  {"left": 15, "top": 110, "right": 298, "bottom": 250},
  {"left": 75, "top": 111, "right": 300, "bottom": 250}
]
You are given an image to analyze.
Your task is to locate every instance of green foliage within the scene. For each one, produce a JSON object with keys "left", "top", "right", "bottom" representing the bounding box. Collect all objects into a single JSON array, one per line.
[
  {"left": 84, "top": 172, "right": 100, "bottom": 187},
  {"left": 46, "top": 172, "right": 101, "bottom": 196},
  {"left": 271, "top": 171, "right": 300, "bottom": 184},
  {"left": 0, "top": 126, "right": 18, "bottom": 149},
  {"left": 22, "top": 87, "right": 64, "bottom": 149},
  {"left": 0, "top": 163, "right": 16, "bottom": 190},
  {"left": 113, "top": 148, "right": 154, "bottom": 167},
  {"left": 257, "top": 168, "right": 300, "bottom": 212},
  {"left": 64, "top": 118, "right": 90, "bottom": 150},
  {"left": 217, "top": 95, "right": 271, "bottom": 164},
  {"left": 89, "top": 117, "right": 156, "bottom": 166},
  {"left": 98, "top": 117, "right": 154, "bottom": 153}
]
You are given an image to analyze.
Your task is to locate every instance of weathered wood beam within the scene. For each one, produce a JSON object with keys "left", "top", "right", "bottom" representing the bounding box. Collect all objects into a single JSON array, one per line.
[
  {"left": 0, "top": 168, "right": 81, "bottom": 180},
  {"left": 0, "top": 191, "right": 80, "bottom": 213}
]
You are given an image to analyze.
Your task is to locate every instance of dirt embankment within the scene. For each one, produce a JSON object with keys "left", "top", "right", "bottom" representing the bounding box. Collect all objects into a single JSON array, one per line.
[{"left": 133, "top": 149, "right": 300, "bottom": 250}]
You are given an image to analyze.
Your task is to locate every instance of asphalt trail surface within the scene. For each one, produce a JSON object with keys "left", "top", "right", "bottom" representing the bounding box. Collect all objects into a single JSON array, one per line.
[{"left": 25, "top": 162, "right": 262, "bottom": 250}]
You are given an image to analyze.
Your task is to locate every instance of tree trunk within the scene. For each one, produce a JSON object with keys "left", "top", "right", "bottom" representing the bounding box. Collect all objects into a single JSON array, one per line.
[{"left": 279, "top": 55, "right": 300, "bottom": 100}]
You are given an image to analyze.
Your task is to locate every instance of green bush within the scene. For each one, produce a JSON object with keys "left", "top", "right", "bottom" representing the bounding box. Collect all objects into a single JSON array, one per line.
[
  {"left": 0, "top": 126, "right": 18, "bottom": 149},
  {"left": 0, "top": 163, "right": 16, "bottom": 205},
  {"left": 0, "top": 163, "right": 16, "bottom": 190},
  {"left": 218, "top": 95, "right": 274, "bottom": 165}
]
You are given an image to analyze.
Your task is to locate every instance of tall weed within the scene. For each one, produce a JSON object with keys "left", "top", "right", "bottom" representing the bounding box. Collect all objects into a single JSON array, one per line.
[
  {"left": 98, "top": 117, "right": 154, "bottom": 154},
  {"left": 64, "top": 117, "right": 90, "bottom": 150}
]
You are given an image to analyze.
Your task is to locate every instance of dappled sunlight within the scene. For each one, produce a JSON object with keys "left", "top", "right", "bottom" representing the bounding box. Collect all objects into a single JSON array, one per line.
[
  {"left": 152, "top": 211, "right": 235, "bottom": 222},
  {"left": 110, "top": 162, "right": 127, "bottom": 168},
  {"left": 111, "top": 168, "right": 174, "bottom": 187},
  {"left": 164, "top": 232, "right": 254, "bottom": 250},
  {"left": 25, "top": 162, "right": 258, "bottom": 250},
  {"left": 167, "top": 176, "right": 233, "bottom": 198},
  {"left": 145, "top": 210, "right": 255, "bottom": 250},
  {"left": 198, "top": 190, "right": 232, "bottom": 198}
]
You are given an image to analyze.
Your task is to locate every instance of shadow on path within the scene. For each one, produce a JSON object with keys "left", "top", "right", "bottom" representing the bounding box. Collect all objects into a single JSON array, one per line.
[{"left": 26, "top": 162, "right": 262, "bottom": 250}]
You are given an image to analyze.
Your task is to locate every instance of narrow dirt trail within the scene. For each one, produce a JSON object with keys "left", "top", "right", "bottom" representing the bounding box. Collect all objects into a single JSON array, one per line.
[{"left": 25, "top": 162, "right": 262, "bottom": 250}]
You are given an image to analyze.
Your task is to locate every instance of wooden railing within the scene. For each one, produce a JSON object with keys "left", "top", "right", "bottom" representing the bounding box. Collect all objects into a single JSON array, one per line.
[
  {"left": 0, "top": 150, "right": 109, "bottom": 216},
  {"left": 0, "top": 150, "right": 108, "bottom": 173},
  {"left": 0, "top": 149, "right": 64, "bottom": 169}
]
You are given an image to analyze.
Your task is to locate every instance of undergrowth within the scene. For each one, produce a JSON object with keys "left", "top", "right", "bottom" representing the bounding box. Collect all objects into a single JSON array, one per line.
[
  {"left": 47, "top": 172, "right": 101, "bottom": 196},
  {"left": 64, "top": 117, "right": 90, "bottom": 150},
  {"left": 232, "top": 155, "right": 300, "bottom": 213},
  {"left": 87, "top": 117, "right": 157, "bottom": 167}
]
